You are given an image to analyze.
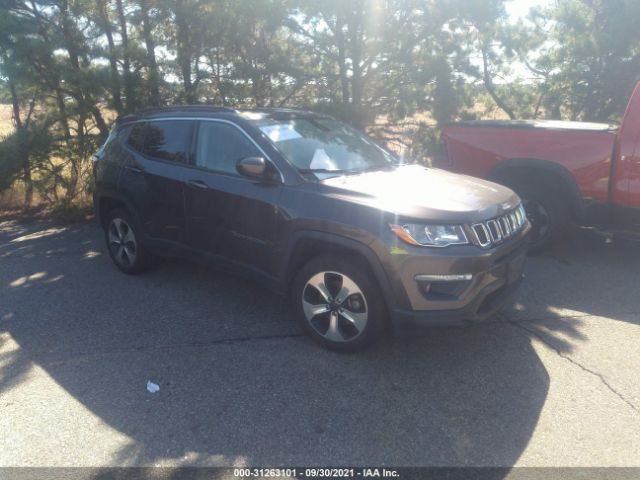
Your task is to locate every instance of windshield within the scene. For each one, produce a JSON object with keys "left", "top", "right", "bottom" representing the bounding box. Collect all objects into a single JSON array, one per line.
[{"left": 250, "top": 115, "right": 396, "bottom": 174}]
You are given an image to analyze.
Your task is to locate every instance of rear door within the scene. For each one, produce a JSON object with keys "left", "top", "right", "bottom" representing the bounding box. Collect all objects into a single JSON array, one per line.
[
  {"left": 183, "top": 119, "right": 283, "bottom": 276},
  {"left": 119, "top": 119, "right": 194, "bottom": 244}
]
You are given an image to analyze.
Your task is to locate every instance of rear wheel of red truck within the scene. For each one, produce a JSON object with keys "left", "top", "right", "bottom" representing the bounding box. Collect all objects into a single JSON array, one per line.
[{"left": 506, "top": 180, "right": 570, "bottom": 252}]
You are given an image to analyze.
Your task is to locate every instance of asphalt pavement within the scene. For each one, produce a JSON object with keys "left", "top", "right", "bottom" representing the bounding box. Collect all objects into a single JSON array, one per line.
[{"left": 0, "top": 219, "right": 638, "bottom": 467}]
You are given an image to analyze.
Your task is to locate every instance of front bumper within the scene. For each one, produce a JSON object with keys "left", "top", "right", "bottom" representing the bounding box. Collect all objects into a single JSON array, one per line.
[{"left": 378, "top": 225, "right": 529, "bottom": 331}]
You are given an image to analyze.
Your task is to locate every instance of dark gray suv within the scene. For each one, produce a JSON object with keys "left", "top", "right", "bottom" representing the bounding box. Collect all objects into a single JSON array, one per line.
[{"left": 93, "top": 106, "right": 530, "bottom": 351}]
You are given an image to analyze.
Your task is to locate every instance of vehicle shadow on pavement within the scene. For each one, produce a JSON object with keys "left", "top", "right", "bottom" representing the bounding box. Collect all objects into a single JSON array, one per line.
[
  {"left": 497, "top": 227, "right": 640, "bottom": 354},
  {"left": 2, "top": 220, "right": 632, "bottom": 467}
]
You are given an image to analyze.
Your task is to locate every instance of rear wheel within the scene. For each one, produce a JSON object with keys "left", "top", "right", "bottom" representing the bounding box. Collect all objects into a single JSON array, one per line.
[
  {"left": 291, "top": 256, "right": 386, "bottom": 352},
  {"left": 506, "top": 180, "right": 569, "bottom": 252},
  {"left": 104, "top": 209, "right": 156, "bottom": 274}
]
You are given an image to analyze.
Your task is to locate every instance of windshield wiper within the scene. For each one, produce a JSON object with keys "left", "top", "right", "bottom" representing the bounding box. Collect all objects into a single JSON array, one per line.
[
  {"left": 298, "top": 164, "right": 393, "bottom": 175},
  {"left": 361, "top": 164, "right": 396, "bottom": 172},
  {"left": 298, "top": 168, "right": 351, "bottom": 174}
]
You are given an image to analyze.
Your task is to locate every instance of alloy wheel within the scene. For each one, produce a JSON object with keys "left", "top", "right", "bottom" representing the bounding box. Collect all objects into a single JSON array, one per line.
[
  {"left": 301, "top": 271, "right": 368, "bottom": 342},
  {"left": 108, "top": 218, "right": 137, "bottom": 267}
]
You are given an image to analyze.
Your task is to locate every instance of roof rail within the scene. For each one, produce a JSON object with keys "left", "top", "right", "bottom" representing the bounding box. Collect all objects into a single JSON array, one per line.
[
  {"left": 115, "top": 105, "right": 237, "bottom": 124},
  {"left": 136, "top": 105, "right": 236, "bottom": 115}
]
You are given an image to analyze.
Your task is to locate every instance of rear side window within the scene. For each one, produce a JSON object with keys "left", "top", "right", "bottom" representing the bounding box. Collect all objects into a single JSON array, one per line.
[
  {"left": 196, "top": 121, "right": 260, "bottom": 174},
  {"left": 126, "top": 120, "right": 193, "bottom": 164},
  {"left": 127, "top": 123, "right": 146, "bottom": 153}
]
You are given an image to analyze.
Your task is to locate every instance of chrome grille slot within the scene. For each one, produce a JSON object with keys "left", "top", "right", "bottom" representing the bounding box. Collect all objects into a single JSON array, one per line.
[
  {"left": 470, "top": 204, "right": 527, "bottom": 248},
  {"left": 471, "top": 223, "right": 491, "bottom": 247},
  {"left": 498, "top": 216, "right": 511, "bottom": 236},
  {"left": 486, "top": 220, "right": 502, "bottom": 242}
]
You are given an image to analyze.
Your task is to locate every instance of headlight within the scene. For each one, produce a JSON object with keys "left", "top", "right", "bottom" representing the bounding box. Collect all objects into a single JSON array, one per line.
[{"left": 389, "top": 223, "right": 468, "bottom": 247}]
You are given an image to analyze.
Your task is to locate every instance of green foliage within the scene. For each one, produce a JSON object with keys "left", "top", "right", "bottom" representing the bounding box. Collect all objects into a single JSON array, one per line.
[
  {"left": 0, "top": 133, "right": 25, "bottom": 191},
  {"left": 531, "top": 0, "right": 640, "bottom": 121},
  {"left": 0, "top": 127, "right": 53, "bottom": 190}
]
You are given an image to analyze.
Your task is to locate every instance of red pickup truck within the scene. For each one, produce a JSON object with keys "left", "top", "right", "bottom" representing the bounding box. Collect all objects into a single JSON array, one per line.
[{"left": 436, "top": 81, "right": 640, "bottom": 250}]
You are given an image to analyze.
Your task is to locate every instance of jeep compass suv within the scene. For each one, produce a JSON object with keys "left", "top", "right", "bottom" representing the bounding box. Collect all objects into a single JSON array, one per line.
[{"left": 93, "top": 106, "right": 530, "bottom": 352}]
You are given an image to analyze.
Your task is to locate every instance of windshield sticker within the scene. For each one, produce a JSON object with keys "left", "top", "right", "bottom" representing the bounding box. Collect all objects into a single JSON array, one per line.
[
  {"left": 309, "top": 148, "right": 339, "bottom": 170},
  {"left": 260, "top": 124, "right": 302, "bottom": 142}
]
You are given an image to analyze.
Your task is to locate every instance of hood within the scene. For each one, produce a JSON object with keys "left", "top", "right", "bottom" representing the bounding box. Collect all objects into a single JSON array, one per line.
[{"left": 318, "top": 165, "right": 520, "bottom": 223}]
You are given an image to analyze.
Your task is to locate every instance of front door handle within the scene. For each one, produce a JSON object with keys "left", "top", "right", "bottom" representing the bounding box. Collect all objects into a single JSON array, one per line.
[
  {"left": 124, "top": 165, "right": 144, "bottom": 174},
  {"left": 187, "top": 179, "right": 209, "bottom": 190}
]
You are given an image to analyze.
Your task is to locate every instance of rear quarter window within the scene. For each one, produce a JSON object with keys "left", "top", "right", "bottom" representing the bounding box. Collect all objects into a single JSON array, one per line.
[
  {"left": 94, "top": 124, "right": 132, "bottom": 163},
  {"left": 126, "top": 120, "right": 194, "bottom": 164}
]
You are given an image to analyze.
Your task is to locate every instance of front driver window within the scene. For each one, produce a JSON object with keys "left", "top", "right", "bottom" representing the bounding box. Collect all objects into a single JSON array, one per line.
[{"left": 196, "top": 122, "right": 260, "bottom": 175}]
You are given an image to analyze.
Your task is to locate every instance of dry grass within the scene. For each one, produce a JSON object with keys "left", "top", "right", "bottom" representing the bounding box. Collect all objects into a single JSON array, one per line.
[{"left": 0, "top": 104, "right": 14, "bottom": 136}]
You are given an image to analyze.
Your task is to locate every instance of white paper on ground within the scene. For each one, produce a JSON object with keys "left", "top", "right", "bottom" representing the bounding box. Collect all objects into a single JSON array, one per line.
[{"left": 146, "top": 381, "right": 160, "bottom": 393}]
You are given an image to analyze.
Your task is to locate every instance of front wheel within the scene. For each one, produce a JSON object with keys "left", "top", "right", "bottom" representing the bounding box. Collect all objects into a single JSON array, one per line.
[{"left": 291, "top": 256, "right": 386, "bottom": 352}]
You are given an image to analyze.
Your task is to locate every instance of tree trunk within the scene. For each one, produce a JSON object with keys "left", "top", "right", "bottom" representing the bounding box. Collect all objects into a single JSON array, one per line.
[
  {"left": 116, "top": 0, "right": 134, "bottom": 112},
  {"left": 8, "top": 76, "right": 33, "bottom": 207},
  {"left": 139, "top": 0, "right": 161, "bottom": 106},
  {"left": 349, "top": 23, "right": 362, "bottom": 108},
  {"left": 347, "top": 8, "right": 364, "bottom": 128},
  {"left": 252, "top": 70, "right": 264, "bottom": 107},
  {"left": 211, "top": 49, "right": 227, "bottom": 105},
  {"left": 55, "top": 88, "right": 72, "bottom": 141},
  {"left": 96, "top": 0, "right": 123, "bottom": 114},
  {"left": 88, "top": 102, "right": 110, "bottom": 138},
  {"left": 29, "top": 0, "right": 70, "bottom": 141},
  {"left": 481, "top": 44, "right": 516, "bottom": 120},
  {"left": 335, "top": 13, "right": 349, "bottom": 104},
  {"left": 67, "top": 109, "right": 87, "bottom": 202},
  {"left": 58, "top": 0, "right": 91, "bottom": 200},
  {"left": 61, "top": 0, "right": 110, "bottom": 138},
  {"left": 175, "top": 0, "right": 194, "bottom": 102}
]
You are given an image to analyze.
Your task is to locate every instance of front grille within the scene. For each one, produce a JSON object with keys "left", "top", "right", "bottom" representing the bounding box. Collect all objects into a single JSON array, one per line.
[{"left": 471, "top": 204, "right": 527, "bottom": 248}]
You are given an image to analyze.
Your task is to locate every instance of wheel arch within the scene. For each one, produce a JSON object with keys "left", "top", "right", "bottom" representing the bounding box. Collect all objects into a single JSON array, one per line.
[
  {"left": 282, "top": 231, "right": 399, "bottom": 315},
  {"left": 95, "top": 191, "right": 140, "bottom": 229},
  {"left": 489, "top": 158, "right": 585, "bottom": 221}
]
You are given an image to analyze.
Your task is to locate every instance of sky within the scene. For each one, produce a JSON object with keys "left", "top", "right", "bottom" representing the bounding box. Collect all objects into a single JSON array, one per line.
[
  {"left": 500, "top": 0, "right": 554, "bottom": 82},
  {"left": 506, "top": 0, "right": 552, "bottom": 21}
]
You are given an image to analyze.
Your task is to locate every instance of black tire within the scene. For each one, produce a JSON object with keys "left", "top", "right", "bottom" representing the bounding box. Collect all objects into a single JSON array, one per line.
[
  {"left": 103, "top": 208, "right": 157, "bottom": 274},
  {"left": 506, "top": 179, "right": 570, "bottom": 252},
  {"left": 290, "top": 255, "right": 387, "bottom": 352}
]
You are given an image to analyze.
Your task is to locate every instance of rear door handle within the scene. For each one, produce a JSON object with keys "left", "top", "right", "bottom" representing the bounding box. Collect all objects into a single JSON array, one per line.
[
  {"left": 124, "top": 165, "right": 144, "bottom": 174},
  {"left": 187, "top": 179, "right": 209, "bottom": 190}
]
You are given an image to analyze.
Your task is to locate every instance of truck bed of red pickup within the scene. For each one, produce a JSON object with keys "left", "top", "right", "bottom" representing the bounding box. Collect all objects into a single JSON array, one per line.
[
  {"left": 441, "top": 120, "right": 617, "bottom": 203},
  {"left": 436, "top": 81, "right": 640, "bottom": 250}
]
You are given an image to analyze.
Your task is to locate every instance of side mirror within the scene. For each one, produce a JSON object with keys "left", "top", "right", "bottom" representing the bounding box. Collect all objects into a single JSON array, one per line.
[
  {"left": 236, "top": 156, "right": 279, "bottom": 182},
  {"left": 237, "top": 156, "right": 266, "bottom": 177}
]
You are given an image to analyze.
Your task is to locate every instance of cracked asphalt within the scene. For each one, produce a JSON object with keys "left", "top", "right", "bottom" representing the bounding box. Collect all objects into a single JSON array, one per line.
[{"left": 0, "top": 219, "right": 639, "bottom": 467}]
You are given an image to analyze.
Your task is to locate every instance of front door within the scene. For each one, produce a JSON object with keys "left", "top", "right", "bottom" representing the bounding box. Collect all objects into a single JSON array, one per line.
[{"left": 183, "top": 120, "right": 283, "bottom": 277}]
